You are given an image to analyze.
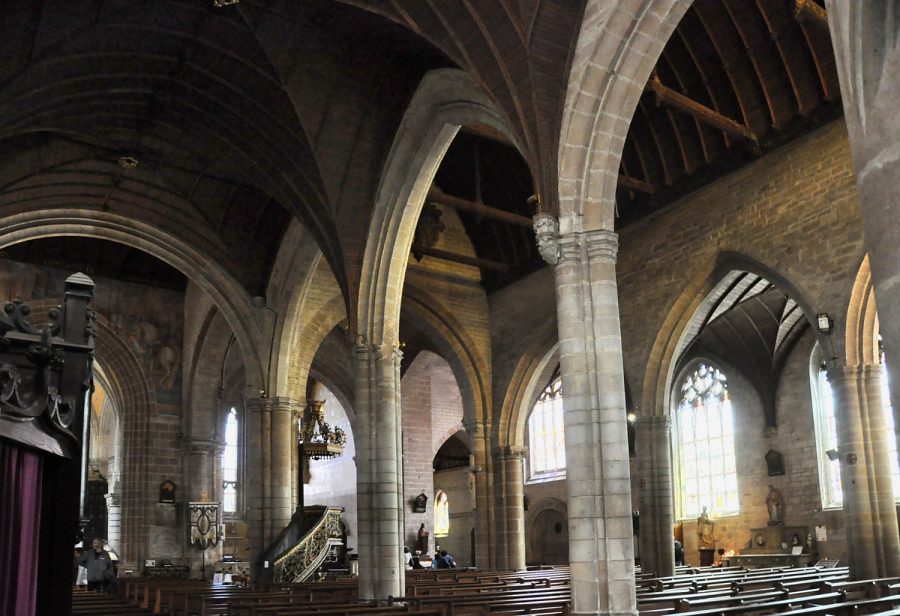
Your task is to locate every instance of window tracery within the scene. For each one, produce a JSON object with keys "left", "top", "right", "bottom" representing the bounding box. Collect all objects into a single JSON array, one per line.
[{"left": 527, "top": 376, "right": 566, "bottom": 481}]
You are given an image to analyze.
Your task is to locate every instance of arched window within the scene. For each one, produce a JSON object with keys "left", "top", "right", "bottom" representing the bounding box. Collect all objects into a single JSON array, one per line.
[
  {"left": 674, "top": 363, "right": 739, "bottom": 518},
  {"left": 434, "top": 490, "right": 449, "bottom": 537},
  {"left": 812, "top": 345, "right": 900, "bottom": 507},
  {"left": 222, "top": 408, "right": 239, "bottom": 514},
  {"left": 527, "top": 376, "right": 565, "bottom": 482},
  {"left": 810, "top": 361, "right": 842, "bottom": 508}
]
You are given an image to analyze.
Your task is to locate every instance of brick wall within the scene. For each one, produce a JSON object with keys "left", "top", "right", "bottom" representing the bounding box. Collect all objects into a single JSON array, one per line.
[{"left": 401, "top": 351, "right": 467, "bottom": 554}]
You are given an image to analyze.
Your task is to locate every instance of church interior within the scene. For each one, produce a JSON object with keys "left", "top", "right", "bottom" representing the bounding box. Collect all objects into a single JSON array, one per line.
[{"left": 1, "top": 1, "right": 900, "bottom": 615}]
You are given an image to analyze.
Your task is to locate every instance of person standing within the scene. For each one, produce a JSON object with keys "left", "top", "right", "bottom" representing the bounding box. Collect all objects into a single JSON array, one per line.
[{"left": 78, "top": 538, "right": 114, "bottom": 593}]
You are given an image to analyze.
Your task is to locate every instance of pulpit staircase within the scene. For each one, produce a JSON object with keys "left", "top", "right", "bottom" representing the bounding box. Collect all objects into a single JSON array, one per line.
[{"left": 260, "top": 506, "right": 345, "bottom": 583}]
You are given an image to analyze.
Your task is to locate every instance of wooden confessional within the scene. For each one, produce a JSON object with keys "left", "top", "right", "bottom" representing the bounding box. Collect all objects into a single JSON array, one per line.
[{"left": 0, "top": 273, "right": 95, "bottom": 616}]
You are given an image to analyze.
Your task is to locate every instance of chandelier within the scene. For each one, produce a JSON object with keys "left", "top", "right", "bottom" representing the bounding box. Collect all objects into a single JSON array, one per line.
[{"left": 298, "top": 399, "right": 345, "bottom": 460}]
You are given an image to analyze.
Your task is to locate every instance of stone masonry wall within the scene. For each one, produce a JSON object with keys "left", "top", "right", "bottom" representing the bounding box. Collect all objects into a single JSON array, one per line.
[{"left": 401, "top": 351, "right": 466, "bottom": 555}]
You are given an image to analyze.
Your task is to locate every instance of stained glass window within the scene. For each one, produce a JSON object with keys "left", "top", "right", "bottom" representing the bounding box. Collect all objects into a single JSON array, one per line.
[
  {"left": 223, "top": 408, "right": 239, "bottom": 513},
  {"left": 527, "top": 377, "right": 566, "bottom": 481},
  {"left": 675, "top": 363, "right": 739, "bottom": 518},
  {"left": 434, "top": 491, "right": 449, "bottom": 537}
]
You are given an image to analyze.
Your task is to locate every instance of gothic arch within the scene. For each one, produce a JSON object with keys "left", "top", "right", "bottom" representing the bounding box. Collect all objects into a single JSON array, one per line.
[
  {"left": 356, "top": 68, "right": 519, "bottom": 349},
  {"left": 29, "top": 304, "right": 156, "bottom": 571},
  {"left": 845, "top": 255, "right": 880, "bottom": 367},
  {"left": 496, "top": 319, "right": 559, "bottom": 450},
  {"left": 0, "top": 210, "right": 267, "bottom": 391},
  {"left": 641, "top": 253, "right": 818, "bottom": 419},
  {"left": 558, "top": 0, "right": 690, "bottom": 230}
]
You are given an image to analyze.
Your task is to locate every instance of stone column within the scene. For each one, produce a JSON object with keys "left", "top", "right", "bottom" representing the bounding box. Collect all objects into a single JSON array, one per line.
[
  {"left": 466, "top": 419, "right": 495, "bottom": 569},
  {"left": 636, "top": 415, "right": 674, "bottom": 577},
  {"left": 105, "top": 487, "right": 121, "bottom": 554},
  {"left": 860, "top": 367, "right": 900, "bottom": 575},
  {"left": 244, "top": 396, "right": 298, "bottom": 577},
  {"left": 496, "top": 445, "right": 527, "bottom": 570},
  {"left": 535, "top": 214, "right": 637, "bottom": 616},
  {"left": 187, "top": 440, "right": 212, "bottom": 501},
  {"left": 828, "top": 366, "right": 896, "bottom": 579},
  {"left": 826, "top": 2, "right": 900, "bottom": 466},
  {"left": 354, "top": 342, "right": 404, "bottom": 601}
]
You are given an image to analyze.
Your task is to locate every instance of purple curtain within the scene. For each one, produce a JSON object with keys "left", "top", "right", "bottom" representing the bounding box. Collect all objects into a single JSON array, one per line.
[{"left": 0, "top": 439, "right": 43, "bottom": 616}]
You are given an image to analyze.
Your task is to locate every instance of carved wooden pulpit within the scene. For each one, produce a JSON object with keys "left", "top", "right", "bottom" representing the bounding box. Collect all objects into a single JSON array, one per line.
[{"left": 0, "top": 273, "right": 95, "bottom": 616}]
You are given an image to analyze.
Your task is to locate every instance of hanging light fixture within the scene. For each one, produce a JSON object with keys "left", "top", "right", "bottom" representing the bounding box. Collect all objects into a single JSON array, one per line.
[{"left": 298, "top": 399, "right": 346, "bottom": 460}]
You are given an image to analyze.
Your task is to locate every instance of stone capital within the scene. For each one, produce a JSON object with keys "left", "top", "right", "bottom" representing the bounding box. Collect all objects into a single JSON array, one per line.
[
  {"left": 583, "top": 228, "right": 618, "bottom": 263},
  {"left": 635, "top": 414, "right": 671, "bottom": 431},
  {"left": 495, "top": 444, "right": 527, "bottom": 461},
  {"left": 533, "top": 213, "right": 562, "bottom": 265}
]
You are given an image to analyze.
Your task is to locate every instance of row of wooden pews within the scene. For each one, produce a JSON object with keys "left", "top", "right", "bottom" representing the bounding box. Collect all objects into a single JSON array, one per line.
[
  {"left": 77, "top": 564, "right": 900, "bottom": 616},
  {"left": 635, "top": 565, "right": 900, "bottom": 615}
]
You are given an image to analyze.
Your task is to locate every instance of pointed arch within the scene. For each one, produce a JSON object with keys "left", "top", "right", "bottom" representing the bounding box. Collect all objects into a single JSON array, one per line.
[{"left": 0, "top": 209, "right": 267, "bottom": 391}]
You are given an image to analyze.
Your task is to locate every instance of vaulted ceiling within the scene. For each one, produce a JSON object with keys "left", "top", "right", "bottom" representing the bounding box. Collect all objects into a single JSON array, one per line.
[
  {"left": 0, "top": 0, "right": 840, "bottom": 302},
  {"left": 676, "top": 272, "right": 810, "bottom": 427}
]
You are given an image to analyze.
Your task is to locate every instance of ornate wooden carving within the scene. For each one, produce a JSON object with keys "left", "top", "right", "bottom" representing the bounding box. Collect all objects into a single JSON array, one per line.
[{"left": 0, "top": 272, "right": 95, "bottom": 458}]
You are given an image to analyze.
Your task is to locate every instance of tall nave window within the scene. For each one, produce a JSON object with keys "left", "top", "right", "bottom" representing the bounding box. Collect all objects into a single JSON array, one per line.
[
  {"left": 527, "top": 376, "right": 565, "bottom": 481},
  {"left": 674, "top": 363, "right": 739, "bottom": 518},
  {"left": 223, "top": 407, "right": 239, "bottom": 514}
]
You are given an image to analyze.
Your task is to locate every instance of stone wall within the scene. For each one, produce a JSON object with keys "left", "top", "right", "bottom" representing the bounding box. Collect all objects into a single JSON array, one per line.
[
  {"left": 433, "top": 467, "right": 475, "bottom": 567},
  {"left": 493, "top": 120, "right": 867, "bottom": 570}
]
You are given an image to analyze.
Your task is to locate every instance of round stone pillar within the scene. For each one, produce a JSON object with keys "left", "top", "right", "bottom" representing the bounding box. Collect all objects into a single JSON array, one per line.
[
  {"left": 860, "top": 367, "right": 900, "bottom": 575},
  {"left": 496, "top": 445, "right": 526, "bottom": 570},
  {"left": 354, "top": 342, "right": 404, "bottom": 601},
  {"left": 244, "top": 396, "right": 300, "bottom": 579},
  {"left": 636, "top": 414, "right": 674, "bottom": 577},
  {"left": 826, "top": 1, "right": 900, "bottom": 472},
  {"left": 829, "top": 366, "right": 877, "bottom": 578},
  {"left": 105, "top": 488, "right": 121, "bottom": 554},
  {"left": 466, "top": 419, "right": 495, "bottom": 569},
  {"left": 535, "top": 214, "right": 637, "bottom": 616}
]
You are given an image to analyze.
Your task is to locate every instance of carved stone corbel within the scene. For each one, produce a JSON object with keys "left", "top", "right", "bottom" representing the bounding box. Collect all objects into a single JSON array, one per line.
[{"left": 533, "top": 213, "right": 562, "bottom": 265}]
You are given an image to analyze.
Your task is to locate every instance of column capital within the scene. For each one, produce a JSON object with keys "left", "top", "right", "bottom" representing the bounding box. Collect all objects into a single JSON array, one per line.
[
  {"left": 352, "top": 340, "right": 403, "bottom": 364},
  {"left": 495, "top": 444, "right": 527, "bottom": 461},
  {"left": 533, "top": 213, "right": 561, "bottom": 265},
  {"left": 636, "top": 414, "right": 671, "bottom": 431},
  {"left": 583, "top": 228, "right": 618, "bottom": 263},
  {"left": 182, "top": 437, "right": 216, "bottom": 455}
]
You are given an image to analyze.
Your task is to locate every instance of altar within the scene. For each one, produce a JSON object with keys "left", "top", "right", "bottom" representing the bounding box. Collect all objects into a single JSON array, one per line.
[{"left": 725, "top": 524, "right": 816, "bottom": 569}]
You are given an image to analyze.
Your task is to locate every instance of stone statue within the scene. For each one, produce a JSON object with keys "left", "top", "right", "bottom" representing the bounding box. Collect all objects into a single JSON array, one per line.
[
  {"left": 416, "top": 523, "right": 429, "bottom": 554},
  {"left": 697, "top": 506, "right": 715, "bottom": 548},
  {"left": 765, "top": 484, "right": 784, "bottom": 525}
]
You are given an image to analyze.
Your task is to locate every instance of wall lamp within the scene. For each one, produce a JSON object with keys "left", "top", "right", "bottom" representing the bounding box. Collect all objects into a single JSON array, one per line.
[{"left": 816, "top": 313, "right": 834, "bottom": 335}]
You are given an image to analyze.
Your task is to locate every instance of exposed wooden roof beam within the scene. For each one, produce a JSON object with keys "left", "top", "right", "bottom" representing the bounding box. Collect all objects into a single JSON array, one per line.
[
  {"left": 618, "top": 174, "right": 654, "bottom": 194},
  {"left": 647, "top": 77, "right": 759, "bottom": 143},
  {"left": 427, "top": 187, "right": 533, "bottom": 228},
  {"left": 794, "top": 0, "right": 828, "bottom": 30},
  {"left": 411, "top": 244, "right": 508, "bottom": 273}
]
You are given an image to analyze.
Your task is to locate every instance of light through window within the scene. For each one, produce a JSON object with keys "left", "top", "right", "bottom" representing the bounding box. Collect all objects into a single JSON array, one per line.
[
  {"left": 223, "top": 408, "right": 239, "bottom": 513},
  {"left": 527, "top": 377, "right": 565, "bottom": 481},
  {"left": 675, "top": 363, "right": 739, "bottom": 518},
  {"left": 813, "top": 350, "right": 900, "bottom": 507},
  {"left": 434, "top": 491, "right": 449, "bottom": 537}
]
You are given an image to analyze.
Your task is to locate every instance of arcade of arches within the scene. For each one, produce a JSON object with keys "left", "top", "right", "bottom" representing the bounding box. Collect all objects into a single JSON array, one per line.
[{"left": 2, "top": 2, "right": 900, "bottom": 615}]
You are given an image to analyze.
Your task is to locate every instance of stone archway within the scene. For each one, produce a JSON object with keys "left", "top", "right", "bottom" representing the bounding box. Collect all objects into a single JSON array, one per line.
[
  {"left": 0, "top": 211, "right": 267, "bottom": 392},
  {"left": 526, "top": 499, "right": 569, "bottom": 566},
  {"left": 353, "top": 68, "right": 517, "bottom": 598}
]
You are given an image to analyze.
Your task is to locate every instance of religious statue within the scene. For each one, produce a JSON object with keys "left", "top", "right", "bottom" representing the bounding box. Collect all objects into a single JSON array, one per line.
[
  {"left": 416, "top": 523, "right": 429, "bottom": 554},
  {"left": 696, "top": 506, "right": 715, "bottom": 548},
  {"left": 765, "top": 484, "right": 785, "bottom": 525}
]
